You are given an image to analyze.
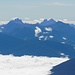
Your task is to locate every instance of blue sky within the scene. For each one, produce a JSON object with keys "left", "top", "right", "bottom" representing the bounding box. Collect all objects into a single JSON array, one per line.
[{"left": 0, "top": 0, "right": 75, "bottom": 21}]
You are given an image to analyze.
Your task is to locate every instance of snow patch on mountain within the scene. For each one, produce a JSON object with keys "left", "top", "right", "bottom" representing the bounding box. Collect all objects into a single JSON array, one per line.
[
  {"left": 1, "top": 27, "right": 4, "bottom": 29},
  {"left": 39, "top": 35, "right": 44, "bottom": 40},
  {"left": 45, "top": 27, "right": 52, "bottom": 32},
  {"left": 60, "top": 53, "right": 68, "bottom": 57},
  {"left": 44, "top": 36, "right": 48, "bottom": 40},
  {"left": 49, "top": 35, "right": 54, "bottom": 39},
  {"left": 61, "top": 42, "right": 65, "bottom": 44},
  {"left": 35, "top": 26, "right": 42, "bottom": 37},
  {"left": 63, "top": 37, "right": 67, "bottom": 40}
]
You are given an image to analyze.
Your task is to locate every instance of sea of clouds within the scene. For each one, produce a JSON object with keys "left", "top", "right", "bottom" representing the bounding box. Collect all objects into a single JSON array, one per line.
[
  {"left": 0, "top": 18, "right": 75, "bottom": 25},
  {"left": 0, "top": 54, "right": 69, "bottom": 75}
]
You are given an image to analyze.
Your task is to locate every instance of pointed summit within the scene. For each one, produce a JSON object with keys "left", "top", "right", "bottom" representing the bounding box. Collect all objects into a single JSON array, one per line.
[
  {"left": 14, "top": 18, "right": 23, "bottom": 23},
  {"left": 8, "top": 18, "right": 24, "bottom": 24},
  {"left": 49, "top": 18, "right": 56, "bottom": 23},
  {"left": 2, "top": 18, "right": 25, "bottom": 34},
  {"left": 40, "top": 18, "right": 56, "bottom": 26}
]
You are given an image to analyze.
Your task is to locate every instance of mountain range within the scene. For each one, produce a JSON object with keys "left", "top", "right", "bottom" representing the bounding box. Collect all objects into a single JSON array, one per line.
[{"left": 0, "top": 18, "right": 75, "bottom": 58}]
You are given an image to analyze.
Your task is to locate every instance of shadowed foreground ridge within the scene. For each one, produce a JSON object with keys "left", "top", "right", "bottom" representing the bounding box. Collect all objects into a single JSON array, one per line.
[{"left": 50, "top": 58, "right": 75, "bottom": 75}]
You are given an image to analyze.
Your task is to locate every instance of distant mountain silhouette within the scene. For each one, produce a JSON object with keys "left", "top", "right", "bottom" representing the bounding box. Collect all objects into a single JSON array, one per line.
[
  {"left": 49, "top": 21, "right": 75, "bottom": 45},
  {"left": 50, "top": 58, "right": 75, "bottom": 75},
  {"left": 37, "top": 20, "right": 75, "bottom": 45},
  {"left": 0, "top": 18, "right": 75, "bottom": 58},
  {"left": 1, "top": 18, "right": 36, "bottom": 40},
  {"left": 40, "top": 18, "right": 56, "bottom": 26},
  {"left": 1, "top": 18, "right": 75, "bottom": 45}
]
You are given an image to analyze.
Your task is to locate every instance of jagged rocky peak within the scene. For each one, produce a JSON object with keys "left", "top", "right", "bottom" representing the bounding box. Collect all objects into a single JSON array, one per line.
[
  {"left": 40, "top": 18, "right": 56, "bottom": 26},
  {"left": 48, "top": 18, "right": 56, "bottom": 22},
  {"left": 8, "top": 18, "right": 24, "bottom": 24}
]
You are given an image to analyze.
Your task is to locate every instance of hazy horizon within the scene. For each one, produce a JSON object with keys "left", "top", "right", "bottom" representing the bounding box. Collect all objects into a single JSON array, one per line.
[{"left": 0, "top": 0, "right": 75, "bottom": 21}]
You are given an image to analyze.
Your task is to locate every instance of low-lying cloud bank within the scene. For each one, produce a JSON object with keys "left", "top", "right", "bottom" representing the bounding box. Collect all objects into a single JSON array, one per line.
[
  {"left": 0, "top": 54, "right": 69, "bottom": 75},
  {"left": 0, "top": 18, "right": 75, "bottom": 25}
]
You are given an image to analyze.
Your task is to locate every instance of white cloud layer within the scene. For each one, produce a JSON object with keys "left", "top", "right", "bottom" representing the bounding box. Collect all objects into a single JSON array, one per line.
[
  {"left": 0, "top": 21, "right": 9, "bottom": 25},
  {"left": 60, "top": 19, "right": 75, "bottom": 24},
  {"left": 0, "top": 18, "right": 75, "bottom": 25},
  {"left": 0, "top": 55, "right": 69, "bottom": 75}
]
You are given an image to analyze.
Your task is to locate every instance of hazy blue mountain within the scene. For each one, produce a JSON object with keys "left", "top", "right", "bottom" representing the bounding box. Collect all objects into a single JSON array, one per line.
[
  {"left": 0, "top": 18, "right": 75, "bottom": 58},
  {"left": 36, "top": 21, "right": 75, "bottom": 46},
  {"left": 0, "top": 33, "right": 75, "bottom": 58},
  {"left": 48, "top": 21, "right": 75, "bottom": 45},
  {"left": 1, "top": 18, "right": 36, "bottom": 40},
  {"left": 2, "top": 18, "right": 25, "bottom": 33},
  {"left": 1, "top": 18, "right": 75, "bottom": 46},
  {"left": 40, "top": 18, "right": 56, "bottom": 26},
  {"left": 50, "top": 58, "right": 75, "bottom": 75}
]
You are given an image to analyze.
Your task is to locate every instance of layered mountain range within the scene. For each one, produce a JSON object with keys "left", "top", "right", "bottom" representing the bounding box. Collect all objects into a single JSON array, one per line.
[{"left": 0, "top": 18, "right": 75, "bottom": 58}]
